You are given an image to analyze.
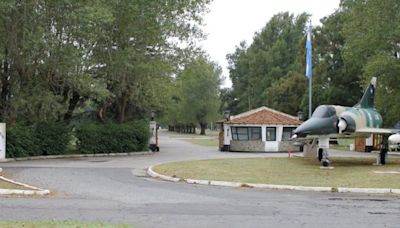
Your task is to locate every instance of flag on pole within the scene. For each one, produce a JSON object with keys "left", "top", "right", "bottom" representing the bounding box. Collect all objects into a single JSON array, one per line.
[{"left": 305, "top": 25, "right": 312, "bottom": 80}]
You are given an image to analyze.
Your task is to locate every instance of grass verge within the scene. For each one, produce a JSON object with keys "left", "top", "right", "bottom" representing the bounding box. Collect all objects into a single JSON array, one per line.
[
  {"left": 0, "top": 220, "right": 132, "bottom": 228},
  {"left": 0, "top": 172, "right": 33, "bottom": 190},
  {"left": 153, "top": 157, "right": 400, "bottom": 189},
  {"left": 0, "top": 179, "right": 31, "bottom": 190},
  {"left": 185, "top": 139, "right": 218, "bottom": 147}
]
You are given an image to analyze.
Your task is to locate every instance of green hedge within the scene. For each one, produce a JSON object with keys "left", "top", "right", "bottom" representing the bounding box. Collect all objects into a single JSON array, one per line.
[
  {"left": 6, "top": 122, "right": 70, "bottom": 158},
  {"left": 5, "top": 120, "right": 149, "bottom": 158},
  {"left": 75, "top": 121, "right": 149, "bottom": 154}
]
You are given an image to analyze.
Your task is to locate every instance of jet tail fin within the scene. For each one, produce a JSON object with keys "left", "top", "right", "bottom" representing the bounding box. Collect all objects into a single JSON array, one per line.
[{"left": 354, "top": 77, "right": 376, "bottom": 109}]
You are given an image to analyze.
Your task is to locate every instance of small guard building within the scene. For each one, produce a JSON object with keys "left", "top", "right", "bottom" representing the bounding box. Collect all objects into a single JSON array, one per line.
[{"left": 219, "top": 107, "right": 302, "bottom": 152}]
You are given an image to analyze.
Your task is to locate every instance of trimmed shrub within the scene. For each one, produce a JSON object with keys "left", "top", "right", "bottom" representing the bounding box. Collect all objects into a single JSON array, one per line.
[
  {"left": 75, "top": 120, "right": 149, "bottom": 154},
  {"left": 35, "top": 122, "right": 70, "bottom": 155},
  {"left": 6, "top": 125, "right": 38, "bottom": 158},
  {"left": 6, "top": 122, "right": 70, "bottom": 158}
]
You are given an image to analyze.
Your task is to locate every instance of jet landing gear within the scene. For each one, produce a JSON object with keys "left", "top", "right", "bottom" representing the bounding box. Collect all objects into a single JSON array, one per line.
[
  {"left": 318, "top": 137, "right": 331, "bottom": 167},
  {"left": 318, "top": 148, "right": 330, "bottom": 167},
  {"left": 374, "top": 136, "right": 389, "bottom": 166}
]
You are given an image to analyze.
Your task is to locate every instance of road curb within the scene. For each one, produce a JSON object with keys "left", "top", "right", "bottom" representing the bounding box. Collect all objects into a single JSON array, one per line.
[
  {"left": 147, "top": 166, "right": 400, "bottom": 195},
  {"left": 0, "top": 151, "right": 153, "bottom": 163},
  {"left": 0, "top": 176, "right": 50, "bottom": 196}
]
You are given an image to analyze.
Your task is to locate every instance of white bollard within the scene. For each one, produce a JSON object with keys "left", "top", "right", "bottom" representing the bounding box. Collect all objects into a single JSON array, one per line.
[{"left": 0, "top": 123, "right": 5, "bottom": 160}]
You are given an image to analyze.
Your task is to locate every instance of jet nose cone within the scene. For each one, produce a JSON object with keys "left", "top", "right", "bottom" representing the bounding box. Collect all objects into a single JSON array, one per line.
[
  {"left": 293, "top": 120, "right": 313, "bottom": 137},
  {"left": 294, "top": 117, "right": 337, "bottom": 137}
]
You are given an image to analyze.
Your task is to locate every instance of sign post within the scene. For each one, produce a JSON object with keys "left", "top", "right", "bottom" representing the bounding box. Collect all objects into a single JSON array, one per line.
[{"left": 0, "top": 123, "right": 5, "bottom": 160}]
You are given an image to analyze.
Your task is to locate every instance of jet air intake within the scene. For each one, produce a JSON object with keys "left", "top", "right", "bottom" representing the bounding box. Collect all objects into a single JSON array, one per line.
[{"left": 337, "top": 115, "right": 356, "bottom": 134}]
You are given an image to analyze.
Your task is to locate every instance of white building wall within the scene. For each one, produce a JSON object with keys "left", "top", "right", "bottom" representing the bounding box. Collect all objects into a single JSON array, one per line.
[
  {"left": 265, "top": 141, "right": 279, "bottom": 151},
  {"left": 261, "top": 126, "right": 266, "bottom": 142},
  {"left": 223, "top": 123, "right": 299, "bottom": 152},
  {"left": 276, "top": 126, "right": 283, "bottom": 141}
]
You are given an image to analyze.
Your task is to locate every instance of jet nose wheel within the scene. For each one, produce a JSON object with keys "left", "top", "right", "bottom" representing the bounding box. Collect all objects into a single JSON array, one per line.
[
  {"left": 318, "top": 148, "right": 323, "bottom": 161},
  {"left": 319, "top": 148, "right": 330, "bottom": 167},
  {"left": 322, "top": 159, "right": 330, "bottom": 167}
]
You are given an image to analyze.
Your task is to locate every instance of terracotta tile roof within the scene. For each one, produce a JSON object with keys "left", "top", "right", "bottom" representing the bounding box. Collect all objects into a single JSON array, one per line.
[{"left": 226, "top": 107, "right": 302, "bottom": 125}]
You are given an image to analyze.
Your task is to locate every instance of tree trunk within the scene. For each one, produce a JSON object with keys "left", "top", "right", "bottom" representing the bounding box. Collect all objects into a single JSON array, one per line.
[
  {"left": 117, "top": 97, "right": 127, "bottom": 123},
  {"left": 191, "top": 124, "right": 196, "bottom": 134},
  {"left": 200, "top": 123, "right": 206, "bottom": 135},
  {"left": 64, "top": 91, "right": 80, "bottom": 121},
  {"left": 0, "top": 48, "right": 10, "bottom": 120}
]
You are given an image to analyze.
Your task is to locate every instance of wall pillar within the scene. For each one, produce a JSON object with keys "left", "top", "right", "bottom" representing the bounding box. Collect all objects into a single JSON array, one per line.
[
  {"left": 0, "top": 123, "right": 5, "bottom": 160},
  {"left": 261, "top": 126, "right": 266, "bottom": 142}
]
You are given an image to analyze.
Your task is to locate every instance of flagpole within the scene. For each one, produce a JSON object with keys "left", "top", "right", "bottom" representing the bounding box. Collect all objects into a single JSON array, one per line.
[
  {"left": 306, "top": 21, "right": 312, "bottom": 119},
  {"left": 309, "top": 65, "right": 312, "bottom": 119}
]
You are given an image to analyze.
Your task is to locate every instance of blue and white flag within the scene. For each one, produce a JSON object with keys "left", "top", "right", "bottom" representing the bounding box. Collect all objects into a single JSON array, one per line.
[{"left": 305, "top": 25, "right": 312, "bottom": 80}]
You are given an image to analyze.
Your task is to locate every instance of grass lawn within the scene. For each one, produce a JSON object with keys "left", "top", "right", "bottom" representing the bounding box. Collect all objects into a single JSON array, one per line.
[
  {"left": 331, "top": 138, "right": 354, "bottom": 151},
  {"left": 0, "top": 179, "right": 32, "bottom": 190},
  {"left": 0, "top": 220, "right": 132, "bottom": 228},
  {"left": 167, "top": 130, "right": 219, "bottom": 138},
  {"left": 185, "top": 139, "right": 219, "bottom": 147},
  {"left": 153, "top": 157, "right": 400, "bottom": 189},
  {"left": 0, "top": 172, "right": 33, "bottom": 190}
]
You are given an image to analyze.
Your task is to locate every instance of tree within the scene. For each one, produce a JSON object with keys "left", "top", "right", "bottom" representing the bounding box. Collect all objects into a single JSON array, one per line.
[
  {"left": 94, "top": 0, "right": 211, "bottom": 123},
  {"left": 265, "top": 71, "right": 307, "bottom": 115},
  {"left": 0, "top": 0, "right": 112, "bottom": 124},
  {"left": 0, "top": 0, "right": 212, "bottom": 125},
  {"left": 301, "top": 9, "right": 363, "bottom": 116},
  {"left": 342, "top": 0, "right": 400, "bottom": 126},
  {"left": 227, "top": 12, "right": 309, "bottom": 115},
  {"left": 177, "top": 57, "right": 221, "bottom": 135}
]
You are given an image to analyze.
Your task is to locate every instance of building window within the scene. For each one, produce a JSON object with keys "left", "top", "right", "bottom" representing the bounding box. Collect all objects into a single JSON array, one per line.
[
  {"left": 250, "top": 127, "right": 261, "bottom": 140},
  {"left": 266, "top": 127, "right": 276, "bottom": 141},
  {"left": 282, "top": 127, "right": 296, "bottom": 141},
  {"left": 231, "top": 127, "right": 261, "bottom": 141},
  {"left": 232, "top": 127, "right": 248, "bottom": 140}
]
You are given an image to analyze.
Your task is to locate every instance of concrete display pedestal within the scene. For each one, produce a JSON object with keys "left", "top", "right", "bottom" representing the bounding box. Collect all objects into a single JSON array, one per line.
[{"left": 303, "top": 142, "right": 318, "bottom": 158}]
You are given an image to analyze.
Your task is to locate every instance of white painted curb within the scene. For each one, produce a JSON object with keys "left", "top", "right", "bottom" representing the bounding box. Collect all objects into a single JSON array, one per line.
[
  {"left": 147, "top": 166, "right": 181, "bottom": 182},
  {"left": 0, "top": 176, "right": 50, "bottom": 196},
  {"left": 147, "top": 166, "right": 400, "bottom": 195},
  {"left": 337, "top": 187, "right": 391, "bottom": 194}
]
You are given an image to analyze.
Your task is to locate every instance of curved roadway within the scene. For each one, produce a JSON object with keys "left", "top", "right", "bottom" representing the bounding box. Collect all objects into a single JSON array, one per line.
[{"left": 0, "top": 131, "right": 399, "bottom": 228}]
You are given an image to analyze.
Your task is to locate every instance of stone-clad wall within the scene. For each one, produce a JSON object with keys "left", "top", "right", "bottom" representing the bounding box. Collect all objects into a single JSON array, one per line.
[
  {"left": 229, "top": 140, "right": 300, "bottom": 152},
  {"left": 278, "top": 141, "right": 301, "bottom": 152},
  {"left": 230, "top": 140, "right": 265, "bottom": 152}
]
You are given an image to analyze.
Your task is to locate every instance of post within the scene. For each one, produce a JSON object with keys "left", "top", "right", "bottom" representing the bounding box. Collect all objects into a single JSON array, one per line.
[
  {"left": 309, "top": 76, "right": 312, "bottom": 119},
  {"left": 306, "top": 21, "right": 313, "bottom": 118},
  {"left": 0, "top": 123, "right": 5, "bottom": 160}
]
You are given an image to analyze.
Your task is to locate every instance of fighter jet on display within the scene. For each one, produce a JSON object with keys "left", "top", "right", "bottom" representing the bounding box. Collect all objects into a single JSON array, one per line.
[{"left": 292, "top": 77, "right": 399, "bottom": 166}]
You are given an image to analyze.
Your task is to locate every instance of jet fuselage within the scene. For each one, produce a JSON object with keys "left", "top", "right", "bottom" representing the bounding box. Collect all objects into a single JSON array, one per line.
[{"left": 293, "top": 105, "right": 383, "bottom": 138}]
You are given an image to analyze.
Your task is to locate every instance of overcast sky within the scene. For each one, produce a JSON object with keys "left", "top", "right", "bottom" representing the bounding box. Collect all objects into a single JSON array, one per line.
[{"left": 200, "top": 0, "right": 341, "bottom": 87}]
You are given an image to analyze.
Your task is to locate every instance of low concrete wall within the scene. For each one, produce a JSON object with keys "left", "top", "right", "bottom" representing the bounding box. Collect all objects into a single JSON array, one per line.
[
  {"left": 230, "top": 140, "right": 265, "bottom": 152},
  {"left": 278, "top": 141, "right": 301, "bottom": 152}
]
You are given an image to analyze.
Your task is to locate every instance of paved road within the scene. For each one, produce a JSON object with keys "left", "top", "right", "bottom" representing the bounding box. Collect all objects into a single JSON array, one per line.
[{"left": 1, "top": 131, "right": 399, "bottom": 228}]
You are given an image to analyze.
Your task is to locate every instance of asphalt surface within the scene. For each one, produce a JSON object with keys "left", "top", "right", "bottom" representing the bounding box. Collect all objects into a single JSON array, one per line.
[{"left": 1, "top": 131, "right": 399, "bottom": 228}]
